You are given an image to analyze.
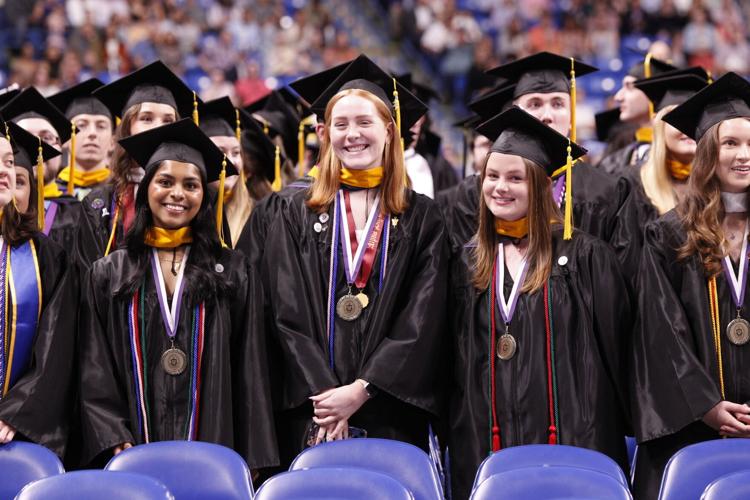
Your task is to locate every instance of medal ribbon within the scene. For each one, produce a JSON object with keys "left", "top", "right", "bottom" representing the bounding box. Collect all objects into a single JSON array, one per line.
[
  {"left": 552, "top": 175, "right": 566, "bottom": 208},
  {"left": 339, "top": 190, "right": 385, "bottom": 289},
  {"left": 150, "top": 246, "right": 190, "bottom": 341},
  {"left": 722, "top": 221, "right": 750, "bottom": 309},
  {"left": 495, "top": 243, "right": 529, "bottom": 324}
]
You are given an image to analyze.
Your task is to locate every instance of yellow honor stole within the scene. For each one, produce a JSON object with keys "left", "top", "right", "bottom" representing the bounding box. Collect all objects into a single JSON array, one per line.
[
  {"left": 340, "top": 166, "right": 384, "bottom": 188},
  {"left": 43, "top": 181, "right": 62, "bottom": 199},
  {"left": 666, "top": 159, "right": 692, "bottom": 181},
  {"left": 144, "top": 227, "right": 194, "bottom": 248},
  {"left": 635, "top": 127, "right": 653, "bottom": 144},
  {"left": 495, "top": 217, "right": 529, "bottom": 239},
  {"left": 57, "top": 166, "right": 111, "bottom": 187}
]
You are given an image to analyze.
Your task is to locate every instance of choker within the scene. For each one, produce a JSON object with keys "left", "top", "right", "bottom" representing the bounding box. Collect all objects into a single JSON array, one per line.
[
  {"left": 340, "top": 166, "right": 383, "bottom": 188},
  {"left": 144, "top": 226, "right": 193, "bottom": 248},
  {"left": 495, "top": 217, "right": 529, "bottom": 240}
]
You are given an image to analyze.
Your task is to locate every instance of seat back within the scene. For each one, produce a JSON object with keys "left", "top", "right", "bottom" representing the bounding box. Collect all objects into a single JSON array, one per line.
[
  {"left": 255, "top": 467, "right": 413, "bottom": 500},
  {"left": 470, "top": 466, "right": 632, "bottom": 500},
  {"left": 0, "top": 442, "right": 64, "bottom": 499},
  {"left": 290, "top": 438, "right": 442, "bottom": 500},
  {"left": 105, "top": 441, "right": 253, "bottom": 500},
  {"left": 702, "top": 470, "right": 750, "bottom": 500},
  {"left": 472, "top": 444, "right": 628, "bottom": 491},
  {"left": 16, "top": 470, "right": 173, "bottom": 500},
  {"left": 659, "top": 439, "right": 750, "bottom": 500}
]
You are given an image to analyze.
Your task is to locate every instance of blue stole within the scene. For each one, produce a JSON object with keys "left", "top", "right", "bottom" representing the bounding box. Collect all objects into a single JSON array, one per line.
[{"left": 0, "top": 240, "right": 41, "bottom": 395}]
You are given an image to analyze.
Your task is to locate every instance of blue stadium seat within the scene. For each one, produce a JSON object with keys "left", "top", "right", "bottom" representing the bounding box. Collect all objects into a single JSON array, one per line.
[
  {"left": 472, "top": 444, "right": 628, "bottom": 492},
  {"left": 15, "top": 470, "right": 173, "bottom": 500},
  {"left": 470, "top": 465, "right": 632, "bottom": 500},
  {"left": 0, "top": 441, "right": 64, "bottom": 499},
  {"left": 659, "top": 439, "right": 750, "bottom": 500},
  {"left": 702, "top": 470, "right": 750, "bottom": 500},
  {"left": 255, "top": 467, "right": 414, "bottom": 500},
  {"left": 290, "top": 438, "right": 442, "bottom": 500},
  {"left": 105, "top": 440, "right": 253, "bottom": 500}
]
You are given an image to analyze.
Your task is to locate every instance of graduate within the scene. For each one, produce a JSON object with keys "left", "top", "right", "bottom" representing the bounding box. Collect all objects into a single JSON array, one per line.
[
  {"left": 632, "top": 72, "right": 750, "bottom": 499},
  {"left": 75, "top": 61, "right": 199, "bottom": 271},
  {"left": 0, "top": 87, "right": 82, "bottom": 251},
  {"left": 259, "top": 54, "right": 448, "bottom": 465},
  {"left": 78, "top": 118, "right": 278, "bottom": 469},
  {"left": 611, "top": 69, "right": 708, "bottom": 289},
  {"left": 448, "top": 107, "right": 632, "bottom": 500},
  {"left": 0, "top": 119, "right": 76, "bottom": 458},
  {"left": 48, "top": 78, "right": 114, "bottom": 201},
  {"left": 597, "top": 53, "right": 677, "bottom": 175}
]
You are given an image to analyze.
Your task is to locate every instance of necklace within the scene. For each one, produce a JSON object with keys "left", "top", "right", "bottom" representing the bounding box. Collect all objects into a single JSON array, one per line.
[{"left": 158, "top": 248, "right": 185, "bottom": 276}]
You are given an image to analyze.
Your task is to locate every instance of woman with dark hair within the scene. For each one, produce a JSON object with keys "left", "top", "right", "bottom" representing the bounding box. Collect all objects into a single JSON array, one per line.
[
  {"left": 632, "top": 72, "right": 750, "bottom": 498},
  {"left": 448, "top": 108, "right": 632, "bottom": 500},
  {"left": 76, "top": 61, "right": 199, "bottom": 271},
  {"left": 0, "top": 120, "right": 76, "bottom": 458},
  {"left": 260, "top": 55, "right": 448, "bottom": 465},
  {"left": 78, "top": 119, "right": 278, "bottom": 470}
]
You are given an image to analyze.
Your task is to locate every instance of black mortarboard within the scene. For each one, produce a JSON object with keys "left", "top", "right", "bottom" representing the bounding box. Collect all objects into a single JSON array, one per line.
[
  {"left": 199, "top": 96, "right": 256, "bottom": 138},
  {"left": 468, "top": 82, "right": 517, "bottom": 120},
  {"left": 289, "top": 60, "right": 354, "bottom": 107},
  {"left": 251, "top": 90, "right": 301, "bottom": 164},
  {"left": 397, "top": 72, "right": 441, "bottom": 103},
  {"left": 0, "top": 87, "right": 20, "bottom": 110},
  {"left": 634, "top": 69, "right": 709, "bottom": 111},
  {"left": 5, "top": 121, "right": 60, "bottom": 171},
  {"left": 307, "top": 54, "right": 428, "bottom": 133},
  {"left": 485, "top": 52, "right": 597, "bottom": 98},
  {"left": 118, "top": 118, "right": 236, "bottom": 183},
  {"left": 663, "top": 72, "right": 750, "bottom": 141},
  {"left": 626, "top": 51, "right": 677, "bottom": 79},
  {"left": 93, "top": 61, "right": 199, "bottom": 119},
  {"left": 476, "top": 107, "right": 587, "bottom": 175},
  {"left": 0, "top": 87, "right": 72, "bottom": 143},
  {"left": 48, "top": 78, "right": 112, "bottom": 121},
  {"left": 595, "top": 108, "right": 623, "bottom": 142},
  {"left": 453, "top": 114, "right": 483, "bottom": 130},
  {"left": 240, "top": 118, "right": 278, "bottom": 183}
]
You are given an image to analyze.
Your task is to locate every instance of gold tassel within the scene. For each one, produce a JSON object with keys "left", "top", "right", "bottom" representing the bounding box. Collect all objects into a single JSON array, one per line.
[
  {"left": 67, "top": 121, "right": 76, "bottom": 195},
  {"left": 569, "top": 58, "right": 577, "bottom": 144},
  {"left": 707, "top": 70, "right": 713, "bottom": 85},
  {"left": 116, "top": 116, "right": 122, "bottom": 127},
  {"left": 298, "top": 119, "right": 305, "bottom": 179},
  {"left": 563, "top": 140, "right": 573, "bottom": 240},
  {"left": 644, "top": 52, "right": 654, "bottom": 119},
  {"left": 392, "top": 77, "right": 404, "bottom": 153},
  {"left": 235, "top": 108, "right": 241, "bottom": 141},
  {"left": 271, "top": 145, "right": 282, "bottom": 191},
  {"left": 3, "top": 123, "right": 9, "bottom": 142},
  {"left": 36, "top": 138, "right": 45, "bottom": 230},
  {"left": 192, "top": 91, "right": 199, "bottom": 125},
  {"left": 215, "top": 155, "right": 227, "bottom": 248}
]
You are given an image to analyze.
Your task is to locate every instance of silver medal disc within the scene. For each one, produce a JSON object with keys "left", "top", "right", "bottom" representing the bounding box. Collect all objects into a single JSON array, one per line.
[
  {"left": 727, "top": 318, "right": 750, "bottom": 345},
  {"left": 161, "top": 348, "right": 188, "bottom": 375},
  {"left": 497, "top": 334, "right": 517, "bottom": 360},
  {"left": 336, "top": 294, "right": 362, "bottom": 321}
]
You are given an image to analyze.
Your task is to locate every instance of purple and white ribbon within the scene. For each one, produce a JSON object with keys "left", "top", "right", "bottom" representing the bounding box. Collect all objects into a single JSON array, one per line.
[
  {"left": 337, "top": 190, "right": 382, "bottom": 286},
  {"left": 150, "top": 246, "right": 190, "bottom": 340},
  {"left": 552, "top": 174, "right": 566, "bottom": 209},
  {"left": 723, "top": 222, "right": 750, "bottom": 308},
  {"left": 495, "top": 243, "right": 529, "bottom": 324}
]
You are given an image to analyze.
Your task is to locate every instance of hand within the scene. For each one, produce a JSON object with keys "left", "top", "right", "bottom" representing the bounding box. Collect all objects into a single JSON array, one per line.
[
  {"left": 703, "top": 401, "right": 750, "bottom": 437},
  {"left": 310, "top": 382, "right": 369, "bottom": 426},
  {"left": 113, "top": 442, "right": 133, "bottom": 455},
  {"left": 0, "top": 420, "right": 16, "bottom": 443},
  {"left": 313, "top": 419, "right": 350, "bottom": 445}
]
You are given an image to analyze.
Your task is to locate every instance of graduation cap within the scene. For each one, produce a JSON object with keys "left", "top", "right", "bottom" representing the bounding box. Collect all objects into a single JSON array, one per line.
[
  {"left": 453, "top": 114, "right": 483, "bottom": 130},
  {"left": 485, "top": 52, "right": 597, "bottom": 98},
  {"left": 625, "top": 50, "right": 677, "bottom": 79},
  {"left": 634, "top": 69, "right": 709, "bottom": 112},
  {"left": 396, "top": 72, "right": 441, "bottom": 103},
  {"left": 467, "top": 82, "right": 517, "bottom": 120},
  {"left": 92, "top": 60, "right": 200, "bottom": 121},
  {"left": 240, "top": 118, "right": 278, "bottom": 184},
  {"left": 0, "top": 87, "right": 72, "bottom": 144},
  {"left": 663, "top": 72, "right": 750, "bottom": 141},
  {"left": 289, "top": 59, "right": 355, "bottom": 107},
  {"left": 477, "top": 107, "right": 587, "bottom": 175},
  {"left": 594, "top": 108, "right": 623, "bottom": 142},
  {"left": 304, "top": 54, "right": 428, "bottom": 137},
  {"left": 0, "top": 87, "right": 20, "bottom": 110},
  {"left": 199, "top": 96, "right": 256, "bottom": 139},
  {"left": 477, "top": 106, "right": 587, "bottom": 240},
  {"left": 48, "top": 78, "right": 111, "bottom": 121}
]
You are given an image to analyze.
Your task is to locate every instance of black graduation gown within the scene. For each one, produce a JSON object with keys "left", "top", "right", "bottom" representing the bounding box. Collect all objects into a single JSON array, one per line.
[
  {"left": 448, "top": 229, "right": 632, "bottom": 500},
  {"left": 261, "top": 187, "right": 449, "bottom": 465},
  {"left": 416, "top": 130, "right": 459, "bottom": 192},
  {"left": 46, "top": 195, "right": 83, "bottom": 255},
  {"left": 439, "top": 162, "right": 632, "bottom": 251},
  {"left": 79, "top": 247, "right": 278, "bottom": 468},
  {"left": 597, "top": 141, "right": 650, "bottom": 177},
  {"left": 74, "top": 184, "right": 121, "bottom": 272},
  {"left": 0, "top": 233, "right": 76, "bottom": 457},
  {"left": 631, "top": 210, "right": 750, "bottom": 499}
]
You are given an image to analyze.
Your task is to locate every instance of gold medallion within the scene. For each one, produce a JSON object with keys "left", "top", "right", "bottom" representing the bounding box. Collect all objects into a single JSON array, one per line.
[
  {"left": 356, "top": 292, "right": 369, "bottom": 308},
  {"left": 336, "top": 294, "right": 362, "bottom": 321},
  {"left": 727, "top": 317, "right": 750, "bottom": 345},
  {"left": 497, "top": 334, "right": 517, "bottom": 360},
  {"left": 161, "top": 347, "right": 187, "bottom": 375}
]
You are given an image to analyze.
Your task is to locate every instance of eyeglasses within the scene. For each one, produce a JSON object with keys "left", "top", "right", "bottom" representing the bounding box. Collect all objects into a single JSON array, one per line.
[{"left": 37, "top": 132, "right": 60, "bottom": 146}]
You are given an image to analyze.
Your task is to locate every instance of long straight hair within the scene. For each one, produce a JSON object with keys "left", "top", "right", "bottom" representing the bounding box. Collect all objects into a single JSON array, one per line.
[
  {"left": 472, "top": 155, "right": 562, "bottom": 293},
  {"left": 677, "top": 119, "right": 750, "bottom": 276},
  {"left": 306, "top": 89, "right": 409, "bottom": 215},
  {"left": 640, "top": 105, "right": 687, "bottom": 215}
]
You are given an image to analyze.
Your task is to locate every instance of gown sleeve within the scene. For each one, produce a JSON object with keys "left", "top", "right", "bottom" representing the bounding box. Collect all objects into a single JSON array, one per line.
[
  {"left": 631, "top": 217, "right": 721, "bottom": 443},
  {"left": 0, "top": 236, "right": 76, "bottom": 457}
]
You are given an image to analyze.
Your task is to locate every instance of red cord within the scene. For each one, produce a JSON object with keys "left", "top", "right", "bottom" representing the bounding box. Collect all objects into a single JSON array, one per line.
[
  {"left": 490, "top": 261, "right": 501, "bottom": 452},
  {"left": 543, "top": 282, "right": 557, "bottom": 445}
]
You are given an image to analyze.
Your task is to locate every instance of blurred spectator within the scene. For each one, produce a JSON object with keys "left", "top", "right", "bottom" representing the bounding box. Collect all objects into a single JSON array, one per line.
[
  {"left": 201, "top": 68, "right": 237, "bottom": 102},
  {"left": 235, "top": 58, "right": 271, "bottom": 106},
  {"left": 682, "top": 6, "right": 717, "bottom": 69}
]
